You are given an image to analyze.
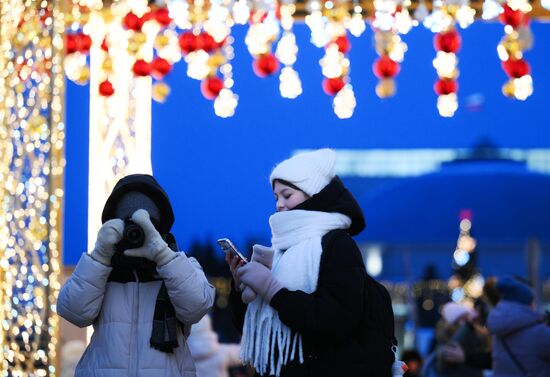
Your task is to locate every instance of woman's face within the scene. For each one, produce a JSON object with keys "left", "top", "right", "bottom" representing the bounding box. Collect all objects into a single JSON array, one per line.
[{"left": 273, "top": 181, "right": 309, "bottom": 212}]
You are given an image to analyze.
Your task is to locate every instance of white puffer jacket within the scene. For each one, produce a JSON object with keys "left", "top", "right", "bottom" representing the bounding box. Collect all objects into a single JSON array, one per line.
[{"left": 58, "top": 252, "right": 215, "bottom": 377}]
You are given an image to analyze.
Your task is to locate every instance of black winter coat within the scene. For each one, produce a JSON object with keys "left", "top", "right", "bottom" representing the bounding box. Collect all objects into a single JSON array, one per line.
[{"left": 229, "top": 177, "right": 388, "bottom": 377}]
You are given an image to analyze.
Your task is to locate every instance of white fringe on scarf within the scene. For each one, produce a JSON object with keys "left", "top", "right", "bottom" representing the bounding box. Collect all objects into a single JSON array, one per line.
[{"left": 240, "top": 210, "right": 351, "bottom": 376}]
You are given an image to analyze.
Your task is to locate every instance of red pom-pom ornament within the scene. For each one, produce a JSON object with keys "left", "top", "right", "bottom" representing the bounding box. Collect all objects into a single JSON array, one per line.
[
  {"left": 434, "top": 79, "right": 458, "bottom": 95},
  {"left": 502, "top": 59, "right": 530, "bottom": 78},
  {"left": 499, "top": 5, "right": 524, "bottom": 29},
  {"left": 434, "top": 30, "right": 461, "bottom": 53},
  {"left": 197, "top": 33, "right": 217, "bottom": 53},
  {"left": 101, "top": 38, "right": 109, "bottom": 52},
  {"left": 201, "top": 76, "right": 224, "bottom": 99},
  {"left": 179, "top": 32, "right": 198, "bottom": 54},
  {"left": 151, "top": 57, "right": 172, "bottom": 79},
  {"left": 66, "top": 34, "right": 77, "bottom": 54},
  {"left": 333, "top": 35, "right": 351, "bottom": 54},
  {"left": 252, "top": 54, "right": 279, "bottom": 77},
  {"left": 77, "top": 33, "right": 92, "bottom": 52},
  {"left": 132, "top": 59, "right": 151, "bottom": 76},
  {"left": 322, "top": 77, "right": 346, "bottom": 95},
  {"left": 123, "top": 12, "right": 140, "bottom": 31},
  {"left": 136, "top": 12, "right": 153, "bottom": 30},
  {"left": 373, "top": 56, "right": 400, "bottom": 79},
  {"left": 99, "top": 80, "right": 115, "bottom": 97},
  {"left": 154, "top": 8, "right": 171, "bottom": 27}
]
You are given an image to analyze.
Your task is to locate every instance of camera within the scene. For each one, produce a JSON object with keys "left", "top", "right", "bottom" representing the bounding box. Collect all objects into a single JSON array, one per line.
[{"left": 116, "top": 219, "right": 145, "bottom": 252}]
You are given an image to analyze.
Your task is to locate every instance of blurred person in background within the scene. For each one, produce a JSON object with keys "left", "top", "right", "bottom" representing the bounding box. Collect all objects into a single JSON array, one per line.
[
  {"left": 422, "top": 301, "right": 489, "bottom": 377},
  {"left": 439, "top": 278, "right": 500, "bottom": 373},
  {"left": 187, "top": 314, "right": 243, "bottom": 377},
  {"left": 487, "top": 277, "right": 550, "bottom": 377}
]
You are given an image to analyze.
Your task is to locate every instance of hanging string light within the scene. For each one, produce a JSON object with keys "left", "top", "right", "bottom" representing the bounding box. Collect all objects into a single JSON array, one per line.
[
  {"left": 276, "top": 1, "right": 303, "bottom": 99},
  {"left": 372, "top": 0, "right": 414, "bottom": 98},
  {"left": 315, "top": 0, "right": 357, "bottom": 119},
  {"left": 497, "top": 0, "right": 533, "bottom": 100},
  {"left": 30, "top": 0, "right": 547, "bottom": 123},
  {"left": 246, "top": 0, "right": 281, "bottom": 79},
  {"left": 425, "top": 0, "right": 475, "bottom": 117}
]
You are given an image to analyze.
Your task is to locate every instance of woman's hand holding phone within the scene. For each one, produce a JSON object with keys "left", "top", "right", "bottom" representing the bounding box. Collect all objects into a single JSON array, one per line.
[{"left": 225, "top": 251, "right": 246, "bottom": 291}]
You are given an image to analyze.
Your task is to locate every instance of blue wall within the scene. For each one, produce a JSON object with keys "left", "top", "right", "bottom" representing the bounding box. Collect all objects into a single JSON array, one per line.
[{"left": 64, "top": 22, "right": 550, "bottom": 269}]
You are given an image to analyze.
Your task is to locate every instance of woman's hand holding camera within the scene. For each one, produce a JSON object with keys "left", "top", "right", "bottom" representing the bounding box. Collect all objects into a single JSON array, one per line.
[
  {"left": 123, "top": 209, "right": 177, "bottom": 266},
  {"left": 90, "top": 219, "right": 125, "bottom": 266}
]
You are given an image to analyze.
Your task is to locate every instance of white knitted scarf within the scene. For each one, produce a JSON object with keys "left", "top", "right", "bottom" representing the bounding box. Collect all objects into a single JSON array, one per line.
[{"left": 240, "top": 210, "right": 351, "bottom": 377}]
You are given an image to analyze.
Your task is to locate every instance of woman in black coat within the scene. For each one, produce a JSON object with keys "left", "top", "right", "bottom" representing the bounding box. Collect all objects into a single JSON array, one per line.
[{"left": 226, "top": 149, "right": 395, "bottom": 377}]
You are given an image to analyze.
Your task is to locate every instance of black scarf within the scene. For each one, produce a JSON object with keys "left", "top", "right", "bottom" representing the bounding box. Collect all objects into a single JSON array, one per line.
[{"left": 108, "top": 233, "right": 180, "bottom": 353}]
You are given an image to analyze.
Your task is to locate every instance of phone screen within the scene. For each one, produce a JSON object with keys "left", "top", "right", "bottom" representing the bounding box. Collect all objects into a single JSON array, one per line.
[{"left": 217, "top": 238, "right": 248, "bottom": 263}]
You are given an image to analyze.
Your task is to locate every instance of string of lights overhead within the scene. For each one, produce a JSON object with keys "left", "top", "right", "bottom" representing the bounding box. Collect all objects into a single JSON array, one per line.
[{"left": 61, "top": 0, "right": 548, "bottom": 119}]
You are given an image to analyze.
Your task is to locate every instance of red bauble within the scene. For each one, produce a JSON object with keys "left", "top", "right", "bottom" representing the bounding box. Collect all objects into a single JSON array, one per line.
[
  {"left": 151, "top": 57, "right": 172, "bottom": 79},
  {"left": 154, "top": 8, "right": 171, "bottom": 27},
  {"left": 77, "top": 33, "right": 92, "bottom": 52},
  {"left": 99, "top": 80, "right": 115, "bottom": 97},
  {"left": 200, "top": 76, "right": 224, "bottom": 100},
  {"left": 197, "top": 33, "right": 217, "bottom": 53},
  {"left": 373, "top": 56, "right": 400, "bottom": 79},
  {"left": 178, "top": 32, "right": 198, "bottom": 54},
  {"left": 322, "top": 77, "right": 345, "bottom": 96},
  {"left": 123, "top": 12, "right": 140, "bottom": 31},
  {"left": 216, "top": 36, "right": 228, "bottom": 48},
  {"left": 333, "top": 35, "right": 351, "bottom": 54},
  {"left": 136, "top": 12, "right": 153, "bottom": 30},
  {"left": 434, "top": 79, "right": 458, "bottom": 95},
  {"left": 66, "top": 34, "right": 77, "bottom": 54},
  {"left": 499, "top": 5, "right": 524, "bottom": 29},
  {"left": 132, "top": 59, "right": 151, "bottom": 76},
  {"left": 252, "top": 54, "right": 279, "bottom": 77},
  {"left": 101, "top": 38, "right": 109, "bottom": 52},
  {"left": 502, "top": 58, "right": 530, "bottom": 78},
  {"left": 434, "top": 30, "right": 461, "bottom": 53}
]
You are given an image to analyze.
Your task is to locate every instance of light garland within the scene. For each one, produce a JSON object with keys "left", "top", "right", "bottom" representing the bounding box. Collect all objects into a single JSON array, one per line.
[
  {"left": 0, "top": 0, "right": 65, "bottom": 375},
  {"left": 427, "top": 0, "right": 473, "bottom": 117},
  {"left": 497, "top": 0, "right": 534, "bottom": 100},
  {"left": 56, "top": 0, "right": 544, "bottom": 119},
  {"left": 316, "top": 0, "right": 356, "bottom": 119},
  {"left": 372, "top": 0, "right": 414, "bottom": 98},
  {"left": 276, "top": 2, "right": 303, "bottom": 99}
]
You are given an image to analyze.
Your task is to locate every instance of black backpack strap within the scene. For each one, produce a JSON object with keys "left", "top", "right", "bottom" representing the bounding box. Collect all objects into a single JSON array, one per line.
[{"left": 498, "top": 336, "right": 531, "bottom": 377}]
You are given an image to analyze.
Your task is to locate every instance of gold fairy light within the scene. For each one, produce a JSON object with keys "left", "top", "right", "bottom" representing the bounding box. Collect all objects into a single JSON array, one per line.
[{"left": 0, "top": 0, "right": 65, "bottom": 375}]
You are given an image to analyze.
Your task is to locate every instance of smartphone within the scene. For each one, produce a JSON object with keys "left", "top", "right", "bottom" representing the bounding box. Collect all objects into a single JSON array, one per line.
[{"left": 217, "top": 238, "right": 248, "bottom": 263}]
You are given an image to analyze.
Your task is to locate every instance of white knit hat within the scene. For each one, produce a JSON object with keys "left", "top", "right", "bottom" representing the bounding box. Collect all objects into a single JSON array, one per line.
[
  {"left": 440, "top": 302, "right": 475, "bottom": 325},
  {"left": 270, "top": 148, "right": 336, "bottom": 197}
]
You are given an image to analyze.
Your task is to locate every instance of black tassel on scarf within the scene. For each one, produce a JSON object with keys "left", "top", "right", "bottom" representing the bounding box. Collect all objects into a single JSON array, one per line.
[
  {"left": 150, "top": 283, "right": 179, "bottom": 353},
  {"left": 108, "top": 233, "right": 180, "bottom": 353}
]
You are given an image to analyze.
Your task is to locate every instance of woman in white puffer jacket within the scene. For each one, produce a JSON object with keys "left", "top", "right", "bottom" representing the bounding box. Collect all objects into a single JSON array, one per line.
[{"left": 58, "top": 174, "right": 216, "bottom": 377}]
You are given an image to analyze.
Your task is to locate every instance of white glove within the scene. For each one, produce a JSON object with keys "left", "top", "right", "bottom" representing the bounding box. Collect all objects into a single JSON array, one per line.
[
  {"left": 123, "top": 209, "right": 176, "bottom": 266},
  {"left": 90, "top": 219, "right": 125, "bottom": 266}
]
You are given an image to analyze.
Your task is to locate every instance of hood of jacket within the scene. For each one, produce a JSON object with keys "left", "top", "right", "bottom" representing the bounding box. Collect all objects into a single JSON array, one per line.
[
  {"left": 101, "top": 174, "right": 174, "bottom": 234},
  {"left": 294, "top": 176, "right": 366, "bottom": 236},
  {"left": 487, "top": 300, "right": 543, "bottom": 337}
]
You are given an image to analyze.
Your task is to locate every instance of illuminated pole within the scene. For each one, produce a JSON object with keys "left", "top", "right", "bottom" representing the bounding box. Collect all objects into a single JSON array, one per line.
[
  {"left": 86, "top": 3, "right": 153, "bottom": 254},
  {"left": 0, "top": 0, "right": 65, "bottom": 375}
]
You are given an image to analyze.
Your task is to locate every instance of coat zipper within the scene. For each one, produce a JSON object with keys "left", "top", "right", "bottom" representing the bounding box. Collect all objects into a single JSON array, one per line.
[{"left": 129, "top": 270, "right": 139, "bottom": 376}]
